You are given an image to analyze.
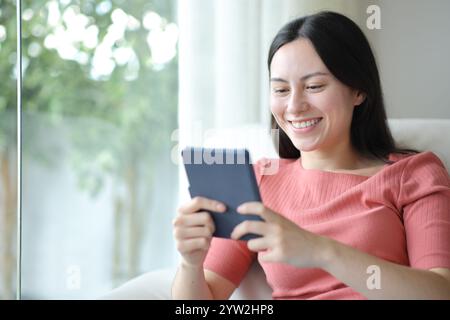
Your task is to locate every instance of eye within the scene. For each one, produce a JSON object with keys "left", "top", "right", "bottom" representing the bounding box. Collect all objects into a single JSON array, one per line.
[
  {"left": 272, "top": 88, "right": 289, "bottom": 95},
  {"left": 306, "top": 85, "right": 324, "bottom": 91}
]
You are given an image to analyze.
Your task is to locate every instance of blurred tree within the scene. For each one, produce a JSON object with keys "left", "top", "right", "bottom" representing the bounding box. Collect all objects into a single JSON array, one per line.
[{"left": 0, "top": 0, "right": 178, "bottom": 298}]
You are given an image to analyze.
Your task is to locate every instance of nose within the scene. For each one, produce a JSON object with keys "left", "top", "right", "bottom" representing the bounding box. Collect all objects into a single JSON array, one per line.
[{"left": 287, "top": 90, "right": 309, "bottom": 114}]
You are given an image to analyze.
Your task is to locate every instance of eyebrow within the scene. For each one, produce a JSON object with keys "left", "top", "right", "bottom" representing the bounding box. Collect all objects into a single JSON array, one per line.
[{"left": 270, "top": 72, "right": 329, "bottom": 83}]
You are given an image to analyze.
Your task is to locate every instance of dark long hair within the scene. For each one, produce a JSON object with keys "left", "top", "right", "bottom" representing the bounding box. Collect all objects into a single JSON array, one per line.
[{"left": 268, "top": 11, "right": 418, "bottom": 162}]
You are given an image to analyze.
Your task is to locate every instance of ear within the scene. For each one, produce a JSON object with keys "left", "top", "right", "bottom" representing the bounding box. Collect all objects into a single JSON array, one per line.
[{"left": 354, "top": 91, "right": 367, "bottom": 107}]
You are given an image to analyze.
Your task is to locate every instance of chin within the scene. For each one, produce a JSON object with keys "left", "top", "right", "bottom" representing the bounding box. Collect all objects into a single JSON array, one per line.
[
  {"left": 292, "top": 140, "right": 321, "bottom": 153},
  {"left": 297, "top": 146, "right": 316, "bottom": 153}
]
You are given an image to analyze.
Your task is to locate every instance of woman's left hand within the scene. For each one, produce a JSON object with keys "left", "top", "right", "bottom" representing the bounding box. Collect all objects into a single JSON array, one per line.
[{"left": 231, "top": 202, "right": 329, "bottom": 269}]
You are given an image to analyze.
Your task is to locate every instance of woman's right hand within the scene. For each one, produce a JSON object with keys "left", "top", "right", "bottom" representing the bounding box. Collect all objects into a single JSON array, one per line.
[{"left": 173, "top": 196, "right": 226, "bottom": 267}]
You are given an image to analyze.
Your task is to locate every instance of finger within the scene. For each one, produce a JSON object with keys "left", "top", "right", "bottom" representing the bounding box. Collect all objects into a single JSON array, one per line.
[
  {"left": 173, "top": 211, "right": 215, "bottom": 228},
  {"left": 178, "top": 196, "right": 226, "bottom": 214},
  {"left": 236, "top": 202, "right": 270, "bottom": 218},
  {"left": 230, "top": 220, "right": 267, "bottom": 240},
  {"left": 258, "top": 250, "right": 275, "bottom": 263},
  {"left": 176, "top": 238, "right": 210, "bottom": 254},
  {"left": 246, "top": 237, "right": 269, "bottom": 252},
  {"left": 174, "top": 226, "right": 215, "bottom": 240}
]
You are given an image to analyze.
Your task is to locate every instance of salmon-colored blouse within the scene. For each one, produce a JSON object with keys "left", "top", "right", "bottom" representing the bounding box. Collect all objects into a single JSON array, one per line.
[{"left": 203, "top": 151, "right": 450, "bottom": 299}]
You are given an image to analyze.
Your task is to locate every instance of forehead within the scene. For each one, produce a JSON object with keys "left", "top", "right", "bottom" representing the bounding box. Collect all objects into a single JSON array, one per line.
[{"left": 270, "top": 38, "right": 328, "bottom": 76}]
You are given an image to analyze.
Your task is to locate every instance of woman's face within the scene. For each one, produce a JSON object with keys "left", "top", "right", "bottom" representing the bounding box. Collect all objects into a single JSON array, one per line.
[{"left": 270, "top": 38, "right": 365, "bottom": 153}]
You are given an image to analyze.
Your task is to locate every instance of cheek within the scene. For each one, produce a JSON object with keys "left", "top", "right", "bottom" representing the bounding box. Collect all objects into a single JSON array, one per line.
[
  {"left": 311, "top": 90, "right": 337, "bottom": 112},
  {"left": 270, "top": 97, "right": 285, "bottom": 118},
  {"left": 315, "top": 89, "right": 353, "bottom": 120}
]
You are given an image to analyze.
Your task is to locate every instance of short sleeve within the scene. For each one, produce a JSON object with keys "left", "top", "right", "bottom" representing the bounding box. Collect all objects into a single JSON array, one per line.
[
  {"left": 398, "top": 152, "right": 450, "bottom": 269},
  {"left": 203, "top": 238, "right": 256, "bottom": 286}
]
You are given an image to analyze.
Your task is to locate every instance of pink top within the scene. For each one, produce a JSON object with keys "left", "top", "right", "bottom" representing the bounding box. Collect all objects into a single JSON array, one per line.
[{"left": 203, "top": 151, "right": 450, "bottom": 299}]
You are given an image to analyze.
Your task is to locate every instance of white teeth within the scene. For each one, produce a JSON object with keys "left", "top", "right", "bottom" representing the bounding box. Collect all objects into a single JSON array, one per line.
[{"left": 291, "top": 118, "right": 321, "bottom": 129}]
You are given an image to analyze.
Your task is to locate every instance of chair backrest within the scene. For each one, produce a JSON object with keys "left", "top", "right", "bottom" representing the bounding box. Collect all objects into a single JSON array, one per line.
[{"left": 388, "top": 118, "right": 450, "bottom": 171}]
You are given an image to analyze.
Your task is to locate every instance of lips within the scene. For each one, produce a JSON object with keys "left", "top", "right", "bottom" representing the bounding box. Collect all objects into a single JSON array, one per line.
[
  {"left": 288, "top": 117, "right": 323, "bottom": 131},
  {"left": 288, "top": 117, "right": 323, "bottom": 123},
  {"left": 289, "top": 117, "right": 322, "bottom": 126}
]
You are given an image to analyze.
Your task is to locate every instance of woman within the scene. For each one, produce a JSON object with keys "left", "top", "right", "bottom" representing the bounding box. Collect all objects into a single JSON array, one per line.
[{"left": 172, "top": 11, "right": 450, "bottom": 299}]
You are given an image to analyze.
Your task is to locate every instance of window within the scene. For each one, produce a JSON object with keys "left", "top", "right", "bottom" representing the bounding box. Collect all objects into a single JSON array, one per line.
[
  {"left": 19, "top": 0, "right": 178, "bottom": 298},
  {"left": 0, "top": 0, "right": 18, "bottom": 300}
]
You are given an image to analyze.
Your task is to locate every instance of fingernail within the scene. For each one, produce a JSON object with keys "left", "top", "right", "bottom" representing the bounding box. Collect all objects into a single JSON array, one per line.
[{"left": 216, "top": 203, "right": 225, "bottom": 211}]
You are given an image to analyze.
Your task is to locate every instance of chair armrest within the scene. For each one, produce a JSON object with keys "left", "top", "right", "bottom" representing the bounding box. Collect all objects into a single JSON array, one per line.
[
  {"left": 100, "top": 262, "right": 272, "bottom": 300},
  {"left": 99, "top": 268, "right": 176, "bottom": 300}
]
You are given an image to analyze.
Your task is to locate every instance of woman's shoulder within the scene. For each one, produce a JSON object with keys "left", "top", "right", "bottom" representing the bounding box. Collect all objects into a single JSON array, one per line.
[
  {"left": 390, "top": 151, "right": 449, "bottom": 181},
  {"left": 394, "top": 151, "right": 450, "bottom": 207},
  {"left": 390, "top": 151, "right": 447, "bottom": 168}
]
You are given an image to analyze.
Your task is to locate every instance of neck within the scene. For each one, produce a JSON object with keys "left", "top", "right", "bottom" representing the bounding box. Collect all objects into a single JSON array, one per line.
[{"left": 300, "top": 140, "right": 366, "bottom": 171}]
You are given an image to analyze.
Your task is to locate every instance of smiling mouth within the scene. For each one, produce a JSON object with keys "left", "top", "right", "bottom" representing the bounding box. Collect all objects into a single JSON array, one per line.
[{"left": 289, "top": 117, "right": 323, "bottom": 129}]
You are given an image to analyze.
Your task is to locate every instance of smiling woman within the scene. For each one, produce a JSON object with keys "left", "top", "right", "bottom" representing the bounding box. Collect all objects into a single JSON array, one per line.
[{"left": 171, "top": 11, "right": 450, "bottom": 300}]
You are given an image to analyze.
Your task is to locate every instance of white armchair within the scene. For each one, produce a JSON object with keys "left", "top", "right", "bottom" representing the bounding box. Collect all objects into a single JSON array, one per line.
[
  {"left": 99, "top": 261, "right": 271, "bottom": 300},
  {"left": 100, "top": 118, "right": 450, "bottom": 300}
]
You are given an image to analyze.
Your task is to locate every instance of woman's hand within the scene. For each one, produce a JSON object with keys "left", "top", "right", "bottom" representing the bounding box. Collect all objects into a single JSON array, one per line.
[
  {"left": 230, "top": 202, "right": 328, "bottom": 269},
  {"left": 173, "top": 196, "right": 226, "bottom": 268}
]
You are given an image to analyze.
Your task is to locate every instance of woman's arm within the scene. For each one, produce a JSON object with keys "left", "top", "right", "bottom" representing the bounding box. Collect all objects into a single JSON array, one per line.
[
  {"left": 232, "top": 201, "right": 450, "bottom": 300},
  {"left": 171, "top": 196, "right": 238, "bottom": 299},
  {"left": 171, "top": 264, "right": 237, "bottom": 300},
  {"left": 320, "top": 237, "right": 450, "bottom": 300},
  {"left": 172, "top": 263, "right": 214, "bottom": 299}
]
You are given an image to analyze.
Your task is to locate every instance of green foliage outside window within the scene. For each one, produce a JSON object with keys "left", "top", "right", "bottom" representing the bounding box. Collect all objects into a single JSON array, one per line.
[{"left": 0, "top": 0, "right": 178, "bottom": 298}]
